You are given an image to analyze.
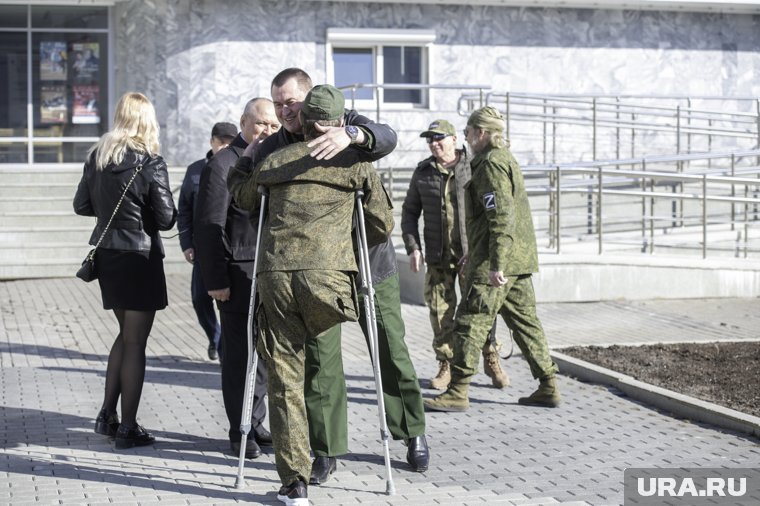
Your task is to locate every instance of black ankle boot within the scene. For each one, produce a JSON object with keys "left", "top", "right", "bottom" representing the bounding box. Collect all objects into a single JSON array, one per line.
[
  {"left": 94, "top": 409, "right": 120, "bottom": 437},
  {"left": 114, "top": 424, "right": 155, "bottom": 450}
]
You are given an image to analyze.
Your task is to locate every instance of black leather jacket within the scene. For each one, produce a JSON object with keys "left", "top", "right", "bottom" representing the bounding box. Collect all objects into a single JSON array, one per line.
[{"left": 73, "top": 150, "right": 177, "bottom": 255}]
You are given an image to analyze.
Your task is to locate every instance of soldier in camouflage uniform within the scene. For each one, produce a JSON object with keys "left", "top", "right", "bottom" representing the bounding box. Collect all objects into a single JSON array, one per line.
[
  {"left": 236, "top": 85, "right": 394, "bottom": 505},
  {"left": 401, "top": 119, "right": 508, "bottom": 390},
  {"left": 424, "top": 106, "right": 561, "bottom": 413}
]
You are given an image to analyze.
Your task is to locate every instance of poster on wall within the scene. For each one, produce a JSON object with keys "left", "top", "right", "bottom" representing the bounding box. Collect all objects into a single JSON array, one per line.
[
  {"left": 72, "top": 85, "right": 100, "bottom": 124},
  {"left": 40, "top": 41, "right": 67, "bottom": 81},
  {"left": 71, "top": 42, "right": 100, "bottom": 81},
  {"left": 40, "top": 85, "right": 67, "bottom": 124}
]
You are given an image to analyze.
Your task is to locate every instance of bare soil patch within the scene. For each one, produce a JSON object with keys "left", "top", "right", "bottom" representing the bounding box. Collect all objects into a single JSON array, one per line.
[{"left": 559, "top": 341, "right": 760, "bottom": 418}]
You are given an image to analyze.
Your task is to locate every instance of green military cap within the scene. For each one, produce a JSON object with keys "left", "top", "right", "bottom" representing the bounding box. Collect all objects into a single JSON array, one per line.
[
  {"left": 420, "top": 119, "right": 456, "bottom": 138},
  {"left": 301, "top": 84, "right": 345, "bottom": 121},
  {"left": 467, "top": 106, "right": 505, "bottom": 132}
]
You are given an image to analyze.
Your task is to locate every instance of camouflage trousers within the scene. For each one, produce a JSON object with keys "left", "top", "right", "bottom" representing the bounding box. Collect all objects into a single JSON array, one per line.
[
  {"left": 256, "top": 270, "right": 357, "bottom": 486},
  {"left": 450, "top": 274, "right": 558, "bottom": 382},
  {"left": 424, "top": 263, "right": 501, "bottom": 361}
]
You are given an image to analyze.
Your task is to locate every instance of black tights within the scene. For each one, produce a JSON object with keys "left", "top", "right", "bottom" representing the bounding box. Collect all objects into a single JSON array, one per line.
[{"left": 101, "top": 309, "right": 155, "bottom": 427}]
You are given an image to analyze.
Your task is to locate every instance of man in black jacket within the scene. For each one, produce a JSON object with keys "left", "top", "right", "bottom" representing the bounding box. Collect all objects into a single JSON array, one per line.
[
  {"left": 228, "top": 68, "right": 429, "bottom": 485},
  {"left": 177, "top": 121, "right": 237, "bottom": 361},
  {"left": 194, "top": 98, "right": 280, "bottom": 459}
]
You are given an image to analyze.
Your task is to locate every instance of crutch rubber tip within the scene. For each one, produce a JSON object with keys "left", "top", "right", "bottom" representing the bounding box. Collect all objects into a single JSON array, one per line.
[
  {"left": 234, "top": 478, "right": 245, "bottom": 489},
  {"left": 386, "top": 483, "right": 396, "bottom": 495}
]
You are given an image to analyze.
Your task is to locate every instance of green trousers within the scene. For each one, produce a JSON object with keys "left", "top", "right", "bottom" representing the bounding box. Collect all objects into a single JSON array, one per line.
[
  {"left": 451, "top": 274, "right": 558, "bottom": 382},
  {"left": 425, "top": 263, "right": 501, "bottom": 361},
  {"left": 305, "top": 273, "right": 426, "bottom": 457}
]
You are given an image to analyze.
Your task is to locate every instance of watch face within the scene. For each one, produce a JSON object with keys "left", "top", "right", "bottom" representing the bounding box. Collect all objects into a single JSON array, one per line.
[{"left": 346, "top": 125, "right": 359, "bottom": 140}]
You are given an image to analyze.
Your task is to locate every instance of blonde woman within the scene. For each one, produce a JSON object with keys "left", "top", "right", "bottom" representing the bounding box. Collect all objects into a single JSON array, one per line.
[{"left": 74, "top": 92, "right": 177, "bottom": 449}]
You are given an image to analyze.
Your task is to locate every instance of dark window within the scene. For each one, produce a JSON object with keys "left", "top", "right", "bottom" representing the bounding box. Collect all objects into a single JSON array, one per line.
[
  {"left": 32, "top": 6, "right": 107, "bottom": 29},
  {"left": 0, "top": 5, "right": 27, "bottom": 28},
  {"left": 0, "top": 33, "right": 28, "bottom": 135},
  {"left": 383, "top": 46, "right": 423, "bottom": 104}
]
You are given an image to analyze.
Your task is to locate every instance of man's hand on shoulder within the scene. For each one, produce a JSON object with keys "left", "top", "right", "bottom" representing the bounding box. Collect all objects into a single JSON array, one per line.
[{"left": 307, "top": 123, "right": 365, "bottom": 160}]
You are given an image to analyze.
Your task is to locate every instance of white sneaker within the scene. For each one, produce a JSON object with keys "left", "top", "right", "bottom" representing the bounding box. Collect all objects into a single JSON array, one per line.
[{"left": 276, "top": 479, "right": 308, "bottom": 506}]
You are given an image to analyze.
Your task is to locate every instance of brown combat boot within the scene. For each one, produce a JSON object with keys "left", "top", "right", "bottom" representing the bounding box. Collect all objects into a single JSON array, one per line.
[
  {"left": 483, "top": 351, "right": 510, "bottom": 389},
  {"left": 423, "top": 381, "right": 469, "bottom": 412},
  {"left": 428, "top": 360, "right": 451, "bottom": 390},
  {"left": 518, "top": 376, "right": 561, "bottom": 408}
]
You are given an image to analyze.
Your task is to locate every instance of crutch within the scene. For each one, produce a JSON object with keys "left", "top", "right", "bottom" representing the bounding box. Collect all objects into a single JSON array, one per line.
[
  {"left": 354, "top": 190, "right": 396, "bottom": 496},
  {"left": 234, "top": 185, "right": 268, "bottom": 489}
]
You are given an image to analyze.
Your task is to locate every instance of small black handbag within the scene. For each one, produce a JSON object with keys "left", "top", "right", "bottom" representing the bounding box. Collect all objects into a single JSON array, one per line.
[
  {"left": 76, "top": 163, "right": 143, "bottom": 282},
  {"left": 76, "top": 249, "right": 97, "bottom": 282}
]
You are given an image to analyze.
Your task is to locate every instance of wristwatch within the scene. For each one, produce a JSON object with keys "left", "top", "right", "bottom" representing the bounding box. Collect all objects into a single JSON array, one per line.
[{"left": 345, "top": 125, "right": 359, "bottom": 143}]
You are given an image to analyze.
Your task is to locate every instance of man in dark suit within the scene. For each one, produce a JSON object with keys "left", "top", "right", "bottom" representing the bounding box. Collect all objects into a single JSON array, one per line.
[
  {"left": 177, "top": 121, "right": 237, "bottom": 361},
  {"left": 194, "top": 98, "right": 281, "bottom": 458}
]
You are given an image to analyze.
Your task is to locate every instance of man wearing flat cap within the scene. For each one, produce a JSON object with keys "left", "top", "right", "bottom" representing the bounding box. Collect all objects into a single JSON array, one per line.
[
  {"left": 424, "top": 106, "right": 561, "bottom": 413},
  {"left": 234, "top": 84, "right": 394, "bottom": 504},
  {"left": 402, "top": 119, "right": 509, "bottom": 391}
]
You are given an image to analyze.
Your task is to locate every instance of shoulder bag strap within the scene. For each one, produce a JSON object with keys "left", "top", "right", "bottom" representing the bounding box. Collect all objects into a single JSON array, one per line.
[{"left": 86, "top": 161, "right": 144, "bottom": 260}]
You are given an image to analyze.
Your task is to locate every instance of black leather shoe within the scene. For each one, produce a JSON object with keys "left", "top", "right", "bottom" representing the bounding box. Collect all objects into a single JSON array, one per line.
[
  {"left": 406, "top": 435, "right": 429, "bottom": 472},
  {"left": 114, "top": 424, "right": 155, "bottom": 450},
  {"left": 253, "top": 426, "right": 273, "bottom": 447},
  {"left": 207, "top": 343, "right": 218, "bottom": 361},
  {"left": 94, "top": 409, "right": 119, "bottom": 437},
  {"left": 230, "top": 439, "right": 261, "bottom": 459},
  {"left": 309, "top": 456, "right": 337, "bottom": 485}
]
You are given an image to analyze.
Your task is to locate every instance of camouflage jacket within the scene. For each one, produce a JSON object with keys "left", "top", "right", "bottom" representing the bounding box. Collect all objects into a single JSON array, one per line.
[
  {"left": 235, "top": 142, "right": 394, "bottom": 274},
  {"left": 464, "top": 145, "right": 538, "bottom": 281}
]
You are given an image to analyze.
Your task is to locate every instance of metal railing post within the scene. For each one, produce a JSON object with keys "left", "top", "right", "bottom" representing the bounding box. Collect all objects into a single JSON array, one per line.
[
  {"left": 676, "top": 105, "right": 681, "bottom": 155},
  {"left": 598, "top": 166, "right": 603, "bottom": 254},
  {"left": 640, "top": 159, "right": 648, "bottom": 252},
  {"left": 505, "top": 92, "right": 510, "bottom": 141},
  {"left": 730, "top": 153, "right": 736, "bottom": 231},
  {"left": 702, "top": 174, "right": 708, "bottom": 259},
  {"left": 592, "top": 97, "right": 597, "bottom": 160},
  {"left": 555, "top": 165, "right": 561, "bottom": 254},
  {"left": 687, "top": 97, "right": 692, "bottom": 154},
  {"left": 542, "top": 98, "right": 548, "bottom": 164},
  {"left": 649, "top": 178, "right": 655, "bottom": 254},
  {"left": 552, "top": 106, "right": 557, "bottom": 163},
  {"left": 615, "top": 96, "right": 621, "bottom": 160},
  {"left": 631, "top": 112, "right": 636, "bottom": 160}
]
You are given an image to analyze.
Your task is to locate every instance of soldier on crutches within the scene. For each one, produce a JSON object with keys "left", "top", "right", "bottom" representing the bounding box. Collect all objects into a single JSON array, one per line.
[{"left": 354, "top": 190, "right": 396, "bottom": 496}]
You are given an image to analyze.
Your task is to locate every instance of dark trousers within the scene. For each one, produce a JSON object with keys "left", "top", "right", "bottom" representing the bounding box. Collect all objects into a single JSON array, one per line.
[
  {"left": 220, "top": 310, "right": 268, "bottom": 442},
  {"left": 191, "top": 262, "right": 221, "bottom": 349}
]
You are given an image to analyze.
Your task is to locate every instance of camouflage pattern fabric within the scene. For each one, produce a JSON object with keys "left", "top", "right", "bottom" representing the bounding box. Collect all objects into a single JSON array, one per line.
[
  {"left": 425, "top": 264, "right": 500, "bottom": 361},
  {"left": 450, "top": 274, "right": 558, "bottom": 381},
  {"left": 464, "top": 145, "right": 538, "bottom": 280},
  {"left": 235, "top": 142, "right": 394, "bottom": 272},
  {"left": 256, "top": 270, "right": 358, "bottom": 485}
]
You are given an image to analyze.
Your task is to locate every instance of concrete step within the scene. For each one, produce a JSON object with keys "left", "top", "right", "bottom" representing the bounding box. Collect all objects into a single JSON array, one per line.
[
  {"left": 0, "top": 183, "right": 77, "bottom": 199},
  {"left": 0, "top": 196, "right": 74, "bottom": 212},
  {"left": 0, "top": 211, "right": 90, "bottom": 228},
  {"left": 0, "top": 226, "right": 93, "bottom": 243}
]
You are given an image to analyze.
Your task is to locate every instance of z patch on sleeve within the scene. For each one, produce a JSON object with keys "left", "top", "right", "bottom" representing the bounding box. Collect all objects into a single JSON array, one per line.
[{"left": 483, "top": 192, "right": 496, "bottom": 210}]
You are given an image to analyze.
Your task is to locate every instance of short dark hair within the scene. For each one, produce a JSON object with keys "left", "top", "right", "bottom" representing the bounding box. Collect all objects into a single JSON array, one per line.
[
  {"left": 271, "top": 68, "right": 312, "bottom": 94},
  {"left": 302, "top": 118, "right": 342, "bottom": 141}
]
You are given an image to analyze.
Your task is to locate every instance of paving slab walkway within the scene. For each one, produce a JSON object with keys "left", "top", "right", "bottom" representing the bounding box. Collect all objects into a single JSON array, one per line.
[{"left": 1, "top": 274, "right": 758, "bottom": 505}]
